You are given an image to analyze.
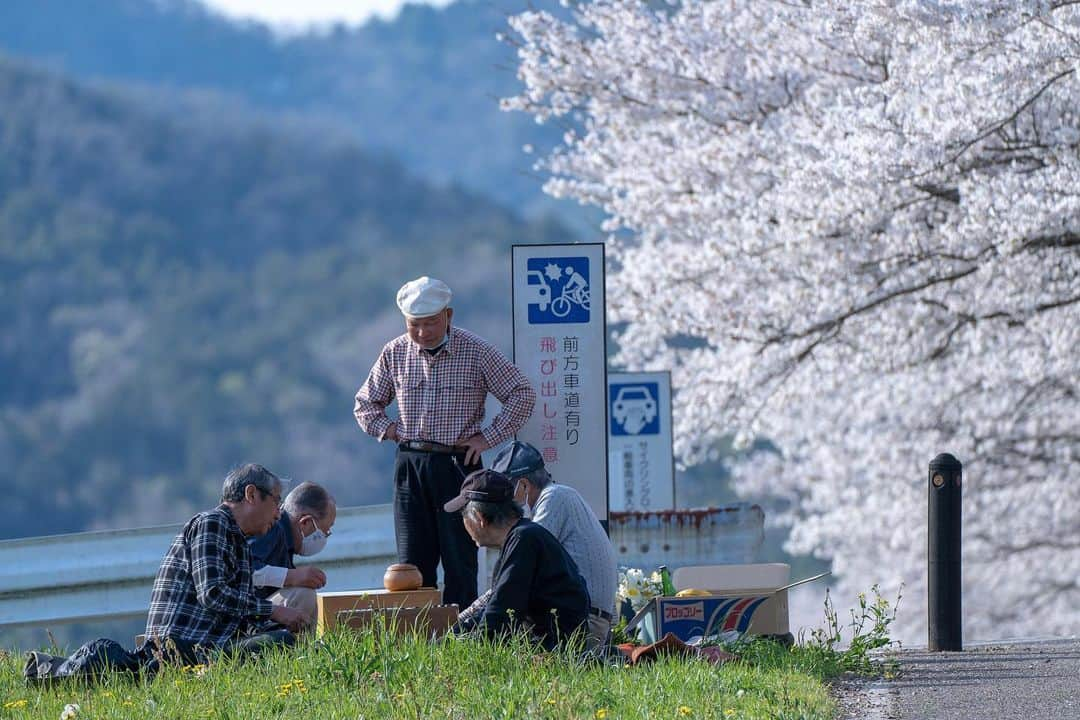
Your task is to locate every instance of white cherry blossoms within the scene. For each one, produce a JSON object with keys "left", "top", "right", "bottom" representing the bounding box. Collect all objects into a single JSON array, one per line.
[{"left": 505, "top": 0, "right": 1080, "bottom": 642}]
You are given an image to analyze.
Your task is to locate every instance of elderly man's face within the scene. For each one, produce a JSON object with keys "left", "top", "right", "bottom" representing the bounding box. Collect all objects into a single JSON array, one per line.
[
  {"left": 238, "top": 482, "right": 282, "bottom": 536},
  {"left": 462, "top": 510, "right": 494, "bottom": 548},
  {"left": 405, "top": 309, "right": 452, "bottom": 350}
]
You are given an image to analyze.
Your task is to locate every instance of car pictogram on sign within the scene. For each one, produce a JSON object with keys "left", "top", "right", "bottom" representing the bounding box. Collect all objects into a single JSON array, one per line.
[{"left": 611, "top": 385, "right": 658, "bottom": 435}]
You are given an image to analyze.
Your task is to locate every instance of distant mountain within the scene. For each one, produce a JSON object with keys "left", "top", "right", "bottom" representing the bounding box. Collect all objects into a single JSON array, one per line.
[
  {"left": 0, "top": 0, "right": 590, "bottom": 227},
  {"left": 0, "top": 56, "right": 567, "bottom": 539}
]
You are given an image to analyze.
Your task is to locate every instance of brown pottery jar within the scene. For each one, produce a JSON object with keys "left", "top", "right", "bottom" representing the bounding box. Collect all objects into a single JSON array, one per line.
[{"left": 383, "top": 562, "right": 423, "bottom": 592}]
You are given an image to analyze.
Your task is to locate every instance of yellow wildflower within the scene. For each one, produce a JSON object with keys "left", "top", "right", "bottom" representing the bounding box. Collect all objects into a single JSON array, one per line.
[
  {"left": 595, "top": 709, "right": 609, "bottom": 719},
  {"left": 678, "top": 707, "right": 693, "bottom": 716},
  {"left": 3, "top": 699, "right": 28, "bottom": 709}
]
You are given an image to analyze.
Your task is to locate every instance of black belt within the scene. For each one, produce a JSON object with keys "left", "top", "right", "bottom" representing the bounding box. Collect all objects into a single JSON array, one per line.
[
  {"left": 399, "top": 440, "right": 466, "bottom": 455},
  {"left": 590, "top": 607, "right": 613, "bottom": 621}
]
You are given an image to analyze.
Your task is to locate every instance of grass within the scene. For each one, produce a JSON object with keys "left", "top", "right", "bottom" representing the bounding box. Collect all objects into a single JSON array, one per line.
[
  {"left": 0, "top": 588, "right": 899, "bottom": 719},
  {"left": 0, "top": 631, "right": 839, "bottom": 720}
]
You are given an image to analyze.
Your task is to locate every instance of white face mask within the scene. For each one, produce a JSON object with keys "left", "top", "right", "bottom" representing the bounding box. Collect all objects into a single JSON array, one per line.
[
  {"left": 297, "top": 518, "right": 329, "bottom": 556},
  {"left": 515, "top": 479, "right": 533, "bottom": 519}
]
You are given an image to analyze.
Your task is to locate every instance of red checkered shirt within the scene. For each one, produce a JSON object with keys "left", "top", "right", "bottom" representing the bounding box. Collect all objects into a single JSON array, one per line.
[{"left": 354, "top": 326, "right": 536, "bottom": 448}]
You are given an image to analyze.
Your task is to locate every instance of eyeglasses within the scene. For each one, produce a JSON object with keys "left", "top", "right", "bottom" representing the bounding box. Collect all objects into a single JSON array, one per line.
[{"left": 259, "top": 489, "right": 282, "bottom": 505}]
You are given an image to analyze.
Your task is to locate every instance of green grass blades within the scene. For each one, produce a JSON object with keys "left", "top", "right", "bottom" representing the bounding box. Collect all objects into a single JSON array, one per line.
[{"left": 0, "top": 627, "right": 839, "bottom": 720}]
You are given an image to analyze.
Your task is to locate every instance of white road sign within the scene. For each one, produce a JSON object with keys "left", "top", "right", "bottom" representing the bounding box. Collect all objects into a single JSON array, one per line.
[
  {"left": 511, "top": 243, "right": 608, "bottom": 522},
  {"left": 608, "top": 371, "right": 675, "bottom": 511}
]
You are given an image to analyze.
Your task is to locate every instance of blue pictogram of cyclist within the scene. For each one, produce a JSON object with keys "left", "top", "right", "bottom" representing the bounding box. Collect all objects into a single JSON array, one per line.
[{"left": 526, "top": 257, "right": 590, "bottom": 324}]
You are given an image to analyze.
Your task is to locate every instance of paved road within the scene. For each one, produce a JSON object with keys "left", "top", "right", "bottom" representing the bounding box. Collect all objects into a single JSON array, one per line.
[{"left": 835, "top": 638, "right": 1080, "bottom": 720}]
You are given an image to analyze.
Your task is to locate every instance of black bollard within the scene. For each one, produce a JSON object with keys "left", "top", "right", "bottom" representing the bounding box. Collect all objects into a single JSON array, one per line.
[{"left": 928, "top": 453, "right": 962, "bottom": 651}]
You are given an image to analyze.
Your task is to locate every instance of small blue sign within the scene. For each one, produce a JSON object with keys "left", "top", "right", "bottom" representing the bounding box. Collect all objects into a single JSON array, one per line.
[
  {"left": 526, "top": 257, "right": 590, "bottom": 324},
  {"left": 610, "top": 382, "right": 660, "bottom": 436}
]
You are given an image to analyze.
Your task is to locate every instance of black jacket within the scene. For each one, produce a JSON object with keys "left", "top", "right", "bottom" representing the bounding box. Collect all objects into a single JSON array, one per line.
[{"left": 459, "top": 518, "right": 589, "bottom": 650}]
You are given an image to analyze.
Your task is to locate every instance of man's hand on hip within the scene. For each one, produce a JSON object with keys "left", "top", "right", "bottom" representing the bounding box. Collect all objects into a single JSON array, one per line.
[
  {"left": 285, "top": 566, "right": 327, "bottom": 589},
  {"left": 461, "top": 433, "right": 490, "bottom": 466}
]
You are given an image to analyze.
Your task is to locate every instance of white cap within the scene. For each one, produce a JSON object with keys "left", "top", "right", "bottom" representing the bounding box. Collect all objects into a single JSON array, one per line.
[{"left": 396, "top": 276, "right": 452, "bottom": 318}]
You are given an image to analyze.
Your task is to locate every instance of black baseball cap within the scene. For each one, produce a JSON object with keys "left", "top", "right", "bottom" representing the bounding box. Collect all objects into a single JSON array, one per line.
[
  {"left": 491, "top": 441, "right": 545, "bottom": 479},
  {"left": 443, "top": 469, "right": 516, "bottom": 512}
]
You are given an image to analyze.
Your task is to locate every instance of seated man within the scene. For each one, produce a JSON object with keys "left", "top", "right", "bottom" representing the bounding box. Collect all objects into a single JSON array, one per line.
[
  {"left": 249, "top": 481, "right": 337, "bottom": 626},
  {"left": 144, "top": 464, "right": 307, "bottom": 656},
  {"left": 493, "top": 441, "right": 618, "bottom": 650},
  {"left": 444, "top": 469, "right": 589, "bottom": 651}
]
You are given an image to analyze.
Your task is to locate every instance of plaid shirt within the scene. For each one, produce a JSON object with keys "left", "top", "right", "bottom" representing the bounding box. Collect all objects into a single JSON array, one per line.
[
  {"left": 145, "top": 505, "right": 273, "bottom": 646},
  {"left": 354, "top": 326, "right": 536, "bottom": 448}
]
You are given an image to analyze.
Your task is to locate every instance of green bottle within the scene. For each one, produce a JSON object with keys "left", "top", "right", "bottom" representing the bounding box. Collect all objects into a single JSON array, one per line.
[{"left": 659, "top": 565, "right": 676, "bottom": 596}]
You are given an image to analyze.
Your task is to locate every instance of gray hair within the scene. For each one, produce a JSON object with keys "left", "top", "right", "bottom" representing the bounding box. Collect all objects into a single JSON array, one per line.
[
  {"left": 464, "top": 499, "right": 524, "bottom": 528},
  {"left": 522, "top": 467, "right": 553, "bottom": 491},
  {"left": 283, "top": 481, "right": 334, "bottom": 520},
  {"left": 221, "top": 464, "right": 280, "bottom": 503}
]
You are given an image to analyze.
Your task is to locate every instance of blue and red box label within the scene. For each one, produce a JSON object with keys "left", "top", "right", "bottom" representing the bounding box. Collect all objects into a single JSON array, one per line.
[{"left": 654, "top": 595, "right": 770, "bottom": 639}]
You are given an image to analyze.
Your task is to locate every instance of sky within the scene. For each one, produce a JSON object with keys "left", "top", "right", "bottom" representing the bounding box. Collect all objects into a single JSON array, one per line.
[{"left": 198, "top": 0, "right": 452, "bottom": 30}]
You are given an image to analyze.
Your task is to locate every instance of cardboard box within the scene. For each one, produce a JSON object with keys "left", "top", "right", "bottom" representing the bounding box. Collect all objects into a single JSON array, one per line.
[
  {"left": 629, "top": 591, "right": 788, "bottom": 644},
  {"left": 316, "top": 588, "right": 441, "bottom": 635},
  {"left": 625, "top": 567, "right": 829, "bottom": 643},
  {"left": 338, "top": 604, "right": 460, "bottom": 638}
]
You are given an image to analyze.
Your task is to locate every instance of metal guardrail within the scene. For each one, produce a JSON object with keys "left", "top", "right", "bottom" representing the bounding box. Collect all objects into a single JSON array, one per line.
[
  {"left": 0, "top": 503, "right": 763, "bottom": 628},
  {"left": 0, "top": 505, "right": 398, "bottom": 628}
]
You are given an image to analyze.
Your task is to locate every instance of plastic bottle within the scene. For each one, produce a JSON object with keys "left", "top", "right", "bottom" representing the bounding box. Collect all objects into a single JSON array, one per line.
[{"left": 659, "top": 565, "right": 675, "bottom": 596}]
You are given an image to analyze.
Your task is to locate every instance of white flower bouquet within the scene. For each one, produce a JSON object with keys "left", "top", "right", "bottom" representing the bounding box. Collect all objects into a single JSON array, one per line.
[{"left": 616, "top": 567, "right": 663, "bottom": 612}]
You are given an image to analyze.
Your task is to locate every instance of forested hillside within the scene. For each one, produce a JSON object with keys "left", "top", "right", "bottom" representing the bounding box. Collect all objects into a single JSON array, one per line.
[
  {"left": 0, "top": 56, "right": 567, "bottom": 539},
  {"left": 0, "top": 0, "right": 579, "bottom": 222}
]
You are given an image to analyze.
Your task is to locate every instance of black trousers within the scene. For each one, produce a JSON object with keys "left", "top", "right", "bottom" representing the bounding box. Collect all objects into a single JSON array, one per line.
[
  {"left": 393, "top": 448, "right": 480, "bottom": 608},
  {"left": 23, "top": 630, "right": 295, "bottom": 684}
]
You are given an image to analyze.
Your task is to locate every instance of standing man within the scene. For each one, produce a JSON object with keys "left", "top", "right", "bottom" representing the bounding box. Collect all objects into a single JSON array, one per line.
[
  {"left": 354, "top": 276, "right": 536, "bottom": 608},
  {"left": 144, "top": 464, "right": 307, "bottom": 656},
  {"left": 249, "top": 481, "right": 337, "bottom": 627}
]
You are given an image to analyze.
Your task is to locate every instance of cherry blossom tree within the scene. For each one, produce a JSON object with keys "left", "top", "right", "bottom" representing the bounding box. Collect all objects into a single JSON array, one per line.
[{"left": 504, "top": 0, "right": 1080, "bottom": 641}]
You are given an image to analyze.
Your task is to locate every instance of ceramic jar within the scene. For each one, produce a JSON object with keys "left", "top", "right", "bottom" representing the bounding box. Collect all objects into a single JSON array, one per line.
[{"left": 383, "top": 562, "right": 423, "bottom": 592}]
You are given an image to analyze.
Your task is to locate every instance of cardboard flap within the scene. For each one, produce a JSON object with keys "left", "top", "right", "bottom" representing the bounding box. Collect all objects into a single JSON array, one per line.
[
  {"left": 771, "top": 571, "right": 831, "bottom": 594},
  {"left": 624, "top": 597, "right": 657, "bottom": 633}
]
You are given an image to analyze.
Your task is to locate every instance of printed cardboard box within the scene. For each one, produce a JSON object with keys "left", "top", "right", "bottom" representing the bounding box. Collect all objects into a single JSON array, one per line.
[
  {"left": 626, "top": 570, "right": 829, "bottom": 643},
  {"left": 316, "top": 588, "right": 441, "bottom": 635},
  {"left": 632, "top": 591, "right": 787, "bottom": 643}
]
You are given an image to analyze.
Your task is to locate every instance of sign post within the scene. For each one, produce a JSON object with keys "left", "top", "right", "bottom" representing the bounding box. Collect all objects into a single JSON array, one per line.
[
  {"left": 511, "top": 244, "right": 608, "bottom": 523},
  {"left": 607, "top": 371, "right": 675, "bottom": 511}
]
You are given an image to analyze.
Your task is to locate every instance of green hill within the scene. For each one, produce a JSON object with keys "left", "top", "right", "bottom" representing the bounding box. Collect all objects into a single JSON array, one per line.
[
  {"left": 0, "top": 56, "right": 567, "bottom": 539},
  {"left": 0, "top": 0, "right": 583, "bottom": 223}
]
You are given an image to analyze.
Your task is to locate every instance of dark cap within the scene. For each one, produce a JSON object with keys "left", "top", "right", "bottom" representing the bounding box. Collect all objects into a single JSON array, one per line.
[
  {"left": 443, "top": 469, "right": 516, "bottom": 513},
  {"left": 491, "top": 441, "right": 545, "bottom": 479}
]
